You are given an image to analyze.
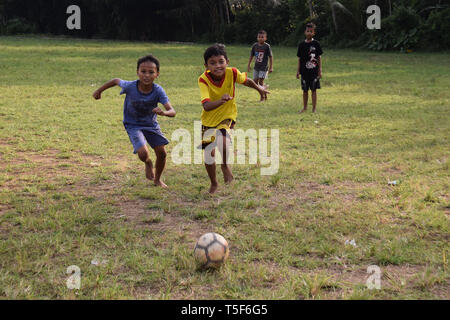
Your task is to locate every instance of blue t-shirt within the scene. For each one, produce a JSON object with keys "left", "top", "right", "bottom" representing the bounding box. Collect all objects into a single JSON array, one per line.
[{"left": 119, "top": 80, "right": 169, "bottom": 131}]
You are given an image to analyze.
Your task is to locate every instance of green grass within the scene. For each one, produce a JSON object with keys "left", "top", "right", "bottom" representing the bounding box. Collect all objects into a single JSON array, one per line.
[{"left": 0, "top": 35, "right": 449, "bottom": 300}]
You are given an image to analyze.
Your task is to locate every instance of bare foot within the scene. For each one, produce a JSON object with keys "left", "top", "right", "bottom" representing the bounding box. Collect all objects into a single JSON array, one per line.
[
  {"left": 221, "top": 165, "right": 234, "bottom": 184},
  {"left": 299, "top": 108, "right": 307, "bottom": 114},
  {"left": 224, "top": 173, "right": 234, "bottom": 184},
  {"left": 312, "top": 108, "right": 316, "bottom": 113},
  {"left": 209, "top": 182, "right": 218, "bottom": 194},
  {"left": 145, "top": 161, "right": 155, "bottom": 181},
  {"left": 154, "top": 180, "right": 168, "bottom": 188}
]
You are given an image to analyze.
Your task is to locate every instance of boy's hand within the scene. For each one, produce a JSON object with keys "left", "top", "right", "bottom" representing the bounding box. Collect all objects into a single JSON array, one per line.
[
  {"left": 153, "top": 107, "right": 165, "bottom": 116},
  {"left": 269, "top": 68, "right": 273, "bottom": 74},
  {"left": 221, "top": 94, "right": 233, "bottom": 103},
  {"left": 247, "top": 65, "right": 252, "bottom": 73},
  {"left": 296, "top": 72, "right": 300, "bottom": 79},
  {"left": 258, "top": 85, "right": 270, "bottom": 98},
  {"left": 318, "top": 71, "right": 322, "bottom": 79},
  {"left": 93, "top": 90, "right": 102, "bottom": 100}
]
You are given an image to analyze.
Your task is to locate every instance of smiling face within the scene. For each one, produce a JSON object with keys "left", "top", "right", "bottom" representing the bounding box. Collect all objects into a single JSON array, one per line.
[
  {"left": 205, "top": 55, "right": 229, "bottom": 80},
  {"left": 137, "top": 61, "right": 159, "bottom": 86}
]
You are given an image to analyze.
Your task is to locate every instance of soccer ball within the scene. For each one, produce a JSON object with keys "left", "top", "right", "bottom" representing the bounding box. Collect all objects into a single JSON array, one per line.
[{"left": 194, "top": 233, "right": 229, "bottom": 268}]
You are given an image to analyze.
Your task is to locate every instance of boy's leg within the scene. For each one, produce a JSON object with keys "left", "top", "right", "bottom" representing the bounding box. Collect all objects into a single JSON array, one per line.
[
  {"left": 253, "top": 69, "right": 259, "bottom": 86},
  {"left": 312, "top": 90, "right": 317, "bottom": 113},
  {"left": 137, "top": 145, "right": 155, "bottom": 181},
  {"left": 254, "top": 70, "right": 265, "bottom": 101},
  {"left": 126, "top": 128, "right": 154, "bottom": 181},
  {"left": 205, "top": 148, "right": 218, "bottom": 194},
  {"left": 300, "top": 76, "right": 309, "bottom": 113},
  {"left": 258, "top": 78, "right": 266, "bottom": 101},
  {"left": 217, "top": 132, "right": 233, "bottom": 184},
  {"left": 311, "top": 77, "right": 320, "bottom": 113},
  {"left": 153, "top": 145, "right": 168, "bottom": 188},
  {"left": 254, "top": 76, "right": 264, "bottom": 102},
  {"left": 140, "top": 130, "right": 169, "bottom": 185},
  {"left": 300, "top": 90, "right": 309, "bottom": 113},
  {"left": 259, "top": 78, "right": 267, "bottom": 101}
]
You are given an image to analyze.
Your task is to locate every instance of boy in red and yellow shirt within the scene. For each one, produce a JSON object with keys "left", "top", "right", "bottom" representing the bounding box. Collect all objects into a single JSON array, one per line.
[{"left": 198, "top": 44, "right": 269, "bottom": 194}]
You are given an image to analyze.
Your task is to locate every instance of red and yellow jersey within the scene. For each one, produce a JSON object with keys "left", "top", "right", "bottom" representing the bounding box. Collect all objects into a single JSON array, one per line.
[{"left": 198, "top": 67, "right": 247, "bottom": 128}]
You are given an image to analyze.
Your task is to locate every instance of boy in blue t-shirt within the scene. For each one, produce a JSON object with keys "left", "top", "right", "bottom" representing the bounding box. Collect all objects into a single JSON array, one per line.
[{"left": 93, "top": 55, "right": 176, "bottom": 188}]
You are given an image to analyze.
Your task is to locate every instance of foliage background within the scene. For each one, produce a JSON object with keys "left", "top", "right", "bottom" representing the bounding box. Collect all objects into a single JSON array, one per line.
[{"left": 0, "top": 0, "right": 449, "bottom": 51}]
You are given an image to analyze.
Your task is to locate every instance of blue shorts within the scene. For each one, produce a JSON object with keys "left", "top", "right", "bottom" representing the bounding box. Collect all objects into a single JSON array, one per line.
[{"left": 125, "top": 127, "right": 169, "bottom": 154}]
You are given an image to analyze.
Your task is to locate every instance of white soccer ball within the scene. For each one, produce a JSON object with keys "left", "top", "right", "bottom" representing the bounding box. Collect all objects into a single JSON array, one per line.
[{"left": 194, "top": 233, "right": 229, "bottom": 268}]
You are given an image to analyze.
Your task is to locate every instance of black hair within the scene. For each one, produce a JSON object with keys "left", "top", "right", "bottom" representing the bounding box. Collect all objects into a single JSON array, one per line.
[
  {"left": 306, "top": 23, "right": 316, "bottom": 31},
  {"left": 137, "top": 54, "right": 160, "bottom": 72},
  {"left": 258, "top": 30, "right": 267, "bottom": 35},
  {"left": 203, "top": 44, "right": 228, "bottom": 64}
]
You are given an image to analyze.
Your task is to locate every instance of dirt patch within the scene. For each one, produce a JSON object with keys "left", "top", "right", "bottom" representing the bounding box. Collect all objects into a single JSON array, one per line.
[
  {"left": 0, "top": 204, "right": 13, "bottom": 215},
  {"left": 249, "top": 260, "right": 447, "bottom": 299},
  {"left": 0, "top": 138, "right": 15, "bottom": 147},
  {"left": 267, "top": 181, "right": 382, "bottom": 212},
  {"left": 113, "top": 195, "right": 214, "bottom": 246},
  {"left": 429, "top": 283, "right": 450, "bottom": 300},
  {"left": 0, "top": 149, "right": 114, "bottom": 191},
  {"left": 381, "top": 165, "right": 404, "bottom": 177},
  {"left": 1, "top": 146, "right": 213, "bottom": 244}
]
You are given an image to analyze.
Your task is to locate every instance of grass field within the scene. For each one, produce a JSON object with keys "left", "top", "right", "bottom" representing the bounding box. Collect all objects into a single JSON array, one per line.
[{"left": 0, "top": 35, "right": 449, "bottom": 300}]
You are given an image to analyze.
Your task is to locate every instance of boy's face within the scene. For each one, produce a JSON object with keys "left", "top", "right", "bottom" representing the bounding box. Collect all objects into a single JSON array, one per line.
[
  {"left": 205, "top": 55, "right": 229, "bottom": 79},
  {"left": 305, "top": 28, "right": 315, "bottom": 40},
  {"left": 137, "top": 61, "right": 159, "bottom": 86},
  {"left": 257, "top": 33, "right": 267, "bottom": 44}
]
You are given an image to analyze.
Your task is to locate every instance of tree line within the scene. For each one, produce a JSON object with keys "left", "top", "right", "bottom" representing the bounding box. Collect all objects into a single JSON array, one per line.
[{"left": 0, "top": 0, "right": 448, "bottom": 50}]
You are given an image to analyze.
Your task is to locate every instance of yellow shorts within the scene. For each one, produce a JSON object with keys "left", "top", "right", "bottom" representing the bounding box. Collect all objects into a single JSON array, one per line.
[{"left": 199, "top": 119, "right": 236, "bottom": 149}]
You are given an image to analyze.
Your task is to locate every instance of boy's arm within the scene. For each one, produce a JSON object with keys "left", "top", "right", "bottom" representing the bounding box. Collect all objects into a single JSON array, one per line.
[
  {"left": 203, "top": 95, "right": 233, "bottom": 112},
  {"left": 153, "top": 102, "right": 176, "bottom": 117},
  {"left": 199, "top": 78, "right": 230, "bottom": 112},
  {"left": 318, "top": 56, "right": 322, "bottom": 79},
  {"left": 296, "top": 58, "right": 301, "bottom": 79},
  {"left": 247, "top": 54, "right": 254, "bottom": 72},
  {"left": 243, "top": 78, "right": 270, "bottom": 100},
  {"left": 93, "top": 78, "right": 121, "bottom": 100},
  {"left": 269, "top": 56, "right": 274, "bottom": 73}
]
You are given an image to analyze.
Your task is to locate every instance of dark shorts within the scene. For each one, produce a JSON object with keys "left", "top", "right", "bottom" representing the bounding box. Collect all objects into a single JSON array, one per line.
[
  {"left": 199, "top": 119, "right": 235, "bottom": 150},
  {"left": 125, "top": 127, "right": 169, "bottom": 154},
  {"left": 301, "top": 75, "right": 321, "bottom": 92}
]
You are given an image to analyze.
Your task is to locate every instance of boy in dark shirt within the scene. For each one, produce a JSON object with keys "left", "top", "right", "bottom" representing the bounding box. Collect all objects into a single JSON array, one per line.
[
  {"left": 296, "top": 23, "right": 323, "bottom": 113},
  {"left": 248, "top": 30, "right": 273, "bottom": 101}
]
